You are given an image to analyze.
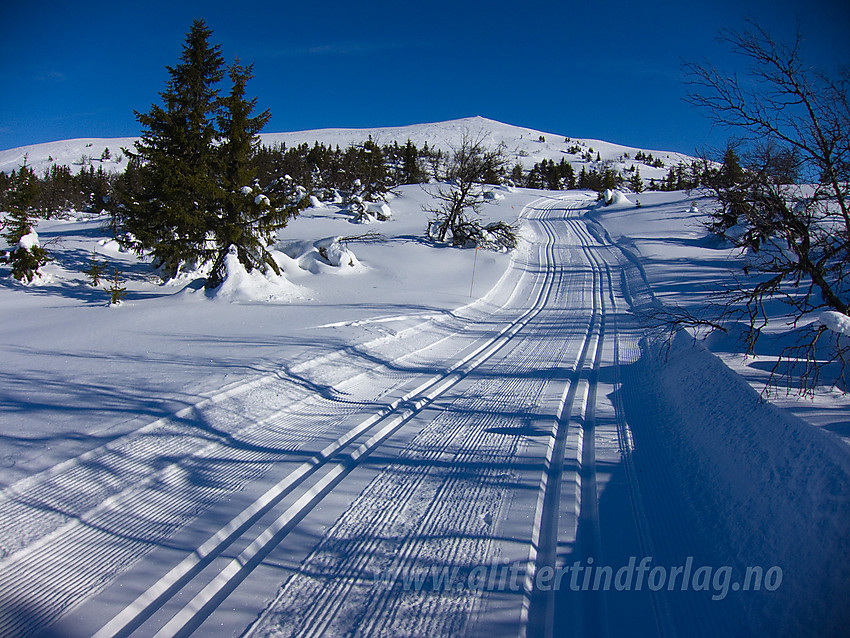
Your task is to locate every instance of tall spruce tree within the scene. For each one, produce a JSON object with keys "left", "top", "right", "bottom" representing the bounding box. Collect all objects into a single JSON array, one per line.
[{"left": 123, "top": 19, "right": 225, "bottom": 278}]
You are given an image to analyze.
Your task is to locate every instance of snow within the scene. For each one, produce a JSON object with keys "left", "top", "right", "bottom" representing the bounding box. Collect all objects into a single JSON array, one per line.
[
  {"left": 599, "top": 188, "right": 633, "bottom": 208},
  {"left": 203, "top": 247, "right": 305, "bottom": 303},
  {"left": 365, "top": 201, "right": 392, "bottom": 220},
  {"left": 0, "top": 136, "right": 137, "bottom": 175},
  {"left": 0, "top": 121, "right": 847, "bottom": 638},
  {"left": 17, "top": 230, "right": 39, "bottom": 251},
  {"left": 1, "top": 117, "right": 697, "bottom": 181},
  {"left": 820, "top": 310, "right": 850, "bottom": 335}
]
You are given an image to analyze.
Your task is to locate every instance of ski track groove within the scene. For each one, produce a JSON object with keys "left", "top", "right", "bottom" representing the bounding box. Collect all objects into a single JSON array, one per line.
[
  {"left": 247, "top": 206, "right": 583, "bottom": 637},
  {"left": 517, "top": 199, "right": 594, "bottom": 638},
  {"left": 316, "top": 323, "right": 575, "bottom": 638},
  {"left": 0, "top": 223, "right": 546, "bottom": 638},
  {"left": 246, "top": 196, "right": 601, "bottom": 638},
  {"left": 69, "top": 196, "right": 547, "bottom": 635},
  {"left": 0, "top": 192, "right": 670, "bottom": 638}
]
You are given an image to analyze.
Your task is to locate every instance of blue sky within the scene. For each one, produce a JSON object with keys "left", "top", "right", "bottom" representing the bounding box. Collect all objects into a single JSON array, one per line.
[{"left": 1, "top": 0, "right": 848, "bottom": 155}]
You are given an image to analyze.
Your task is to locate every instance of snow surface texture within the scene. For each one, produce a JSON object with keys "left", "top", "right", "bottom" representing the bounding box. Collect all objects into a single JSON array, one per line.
[
  {"left": 207, "top": 247, "right": 304, "bottom": 303},
  {"left": 626, "top": 331, "right": 850, "bottom": 637},
  {"left": 0, "top": 122, "right": 847, "bottom": 637}
]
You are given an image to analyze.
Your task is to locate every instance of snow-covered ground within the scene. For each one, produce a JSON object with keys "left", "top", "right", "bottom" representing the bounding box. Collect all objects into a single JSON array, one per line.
[
  {"left": 0, "top": 124, "right": 848, "bottom": 638},
  {"left": 0, "top": 116, "right": 694, "bottom": 184}
]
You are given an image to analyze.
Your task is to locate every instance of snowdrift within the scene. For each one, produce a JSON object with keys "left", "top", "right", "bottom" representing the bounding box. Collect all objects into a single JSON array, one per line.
[
  {"left": 632, "top": 331, "right": 850, "bottom": 636},
  {"left": 204, "top": 248, "right": 304, "bottom": 303}
]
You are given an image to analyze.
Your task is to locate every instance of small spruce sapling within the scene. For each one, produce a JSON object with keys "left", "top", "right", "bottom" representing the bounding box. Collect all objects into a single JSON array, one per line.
[
  {"left": 106, "top": 267, "right": 127, "bottom": 305},
  {"left": 84, "top": 249, "right": 108, "bottom": 286}
]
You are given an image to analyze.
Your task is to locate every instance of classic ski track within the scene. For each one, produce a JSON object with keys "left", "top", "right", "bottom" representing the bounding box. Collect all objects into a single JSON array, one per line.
[
  {"left": 140, "top": 203, "right": 560, "bottom": 638},
  {"left": 1, "top": 192, "right": 631, "bottom": 638},
  {"left": 253, "top": 213, "right": 583, "bottom": 638},
  {"left": 244, "top": 195, "right": 601, "bottom": 638},
  {"left": 0, "top": 206, "right": 544, "bottom": 637},
  {"left": 0, "top": 247, "right": 529, "bottom": 565},
  {"left": 259, "top": 380, "right": 531, "bottom": 638},
  {"left": 59, "top": 196, "right": 558, "bottom": 638},
  {"left": 571, "top": 217, "right": 611, "bottom": 638},
  {"left": 359, "top": 305, "right": 589, "bottom": 638},
  {"left": 0, "top": 205, "right": 536, "bottom": 635},
  {"left": 521, "top": 196, "right": 611, "bottom": 638}
]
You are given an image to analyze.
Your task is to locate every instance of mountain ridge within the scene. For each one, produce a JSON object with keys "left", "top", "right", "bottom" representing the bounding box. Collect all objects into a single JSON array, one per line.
[{"left": 0, "top": 116, "right": 697, "bottom": 182}]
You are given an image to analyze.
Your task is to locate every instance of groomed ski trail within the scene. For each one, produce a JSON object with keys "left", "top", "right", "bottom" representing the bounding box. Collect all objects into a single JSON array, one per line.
[{"left": 2, "top": 192, "right": 742, "bottom": 638}]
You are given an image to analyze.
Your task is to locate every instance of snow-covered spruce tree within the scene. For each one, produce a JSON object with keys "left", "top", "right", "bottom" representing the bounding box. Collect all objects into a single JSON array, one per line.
[
  {"left": 1, "top": 159, "right": 51, "bottom": 283},
  {"left": 684, "top": 21, "right": 850, "bottom": 392},
  {"left": 343, "top": 136, "right": 390, "bottom": 202},
  {"left": 122, "top": 19, "right": 226, "bottom": 278},
  {"left": 425, "top": 132, "right": 516, "bottom": 251},
  {"left": 206, "top": 59, "right": 305, "bottom": 288}
]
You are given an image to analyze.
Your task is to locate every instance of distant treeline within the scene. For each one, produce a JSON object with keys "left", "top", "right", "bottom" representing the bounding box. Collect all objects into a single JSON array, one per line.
[{"left": 0, "top": 139, "right": 710, "bottom": 219}]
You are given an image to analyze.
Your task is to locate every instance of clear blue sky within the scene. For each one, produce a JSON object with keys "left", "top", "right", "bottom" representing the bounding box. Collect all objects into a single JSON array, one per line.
[{"left": 1, "top": 0, "right": 848, "bottom": 155}]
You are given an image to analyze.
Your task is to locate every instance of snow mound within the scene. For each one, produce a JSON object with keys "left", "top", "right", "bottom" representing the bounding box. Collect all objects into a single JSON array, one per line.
[
  {"left": 280, "top": 237, "right": 363, "bottom": 274},
  {"left": 314, "top": 237, "right": 361, "bottom": 268},
  {"left": 819, "top": 311, "right": 850, "bottom": 335},
  {"left": 365, "top": 202, "right": 392, "bottom": 221},
  {"left": 637, "top": 331, "right": 850, "bottom": 635},
  {"left": 209, "top": 247, "right": 303, "bottom": 303},
  {"left": 600, "top": 189, "right": 633, "bottom": 208}
]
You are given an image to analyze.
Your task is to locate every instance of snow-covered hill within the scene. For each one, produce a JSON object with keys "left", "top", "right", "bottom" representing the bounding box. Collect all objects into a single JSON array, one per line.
[{"left": 0, "top": 116, "right": 696, "bottom": 181}]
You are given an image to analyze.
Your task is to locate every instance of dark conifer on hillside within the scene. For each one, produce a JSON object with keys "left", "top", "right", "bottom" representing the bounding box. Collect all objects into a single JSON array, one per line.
[
  {"left": 401, "top": 139, "right": 425, "bottom": 185},
  {"left": 123, "top": 19, "right": 226, "bottom": 278},
  {"left": 121, "top": 20, "right": 306, "bottom": 287}
]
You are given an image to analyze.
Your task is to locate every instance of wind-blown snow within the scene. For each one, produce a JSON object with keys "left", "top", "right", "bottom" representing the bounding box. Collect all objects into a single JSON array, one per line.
[{"left": 204, "top": 247, "right": 304, "bottom": 303}]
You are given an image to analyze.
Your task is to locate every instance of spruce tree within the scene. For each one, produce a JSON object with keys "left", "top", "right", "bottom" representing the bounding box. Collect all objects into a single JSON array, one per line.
[
  {"left": 1, "top": 159, "right": 51, "bottom": 283},
  {"left": 106, "top": 267, "right": 127, "bottom": 305},
  {"left": 629, "top": 166, "right": 644, "bottom": 193},
  {"left": 123, "top": 19, "right": 225, "bottom": 278},
  {"left": 207, "top": 59, "right": 301, "bottom": 288},
  {"left": 401, "top": 139, "right": 423, "bottom": 184},
  {"left": 358, "top": 136, "right": 389, "bottom": 201},
  {"left": 84, "top": 248, "right": 108, "bottom": 286}
]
